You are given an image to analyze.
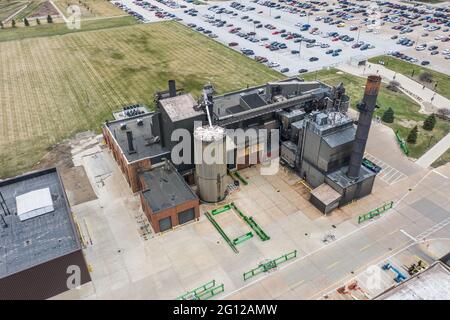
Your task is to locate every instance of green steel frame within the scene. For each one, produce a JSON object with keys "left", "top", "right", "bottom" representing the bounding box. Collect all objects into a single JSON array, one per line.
[
  {"left": 243, "top": 250, "right": 298, "bottom": 281},
  {"left": 205, "top": 211, "right": 239, "bottom": 253},
  {"left": 395, "top": 131, "right": 409, "bottom": 155},
  {"left": 232, "top": 232, "right": 253, "bottom": 245},
  {"left": 234, "top": 171, "right": 249, "bottom": 185},
  {"left": 358, "top": 201, "right": 394, "bottom": 224},
  {"left": 230, "top": 202, "right": 270, "bottom": 241},
  {"left": 176, "top": 280, "right": 225, "bottom": 300},
  {"left": 211, "top": 204, "right": 232, "bottom": 215}
]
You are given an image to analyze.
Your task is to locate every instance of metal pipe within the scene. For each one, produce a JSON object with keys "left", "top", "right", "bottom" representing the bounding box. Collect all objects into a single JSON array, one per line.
[{"left": 347, "top": 75, "right": 381, "bottom": 179}]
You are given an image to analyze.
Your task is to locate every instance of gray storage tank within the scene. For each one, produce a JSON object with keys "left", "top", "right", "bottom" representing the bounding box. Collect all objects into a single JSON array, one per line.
[{"left": 194, "top": 125, "right": 227, "bottom": 203}]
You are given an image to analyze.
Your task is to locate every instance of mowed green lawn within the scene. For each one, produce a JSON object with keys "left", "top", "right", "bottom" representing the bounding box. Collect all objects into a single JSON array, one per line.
[
  {"left": 303, "top": 69, "right": 450, "bottom": 160},
  {"left": 0, "top": 21, "right": 282, "bottom": 178},
  {"left": 369, "top": 55, "right": 450, "bottom": 100}
]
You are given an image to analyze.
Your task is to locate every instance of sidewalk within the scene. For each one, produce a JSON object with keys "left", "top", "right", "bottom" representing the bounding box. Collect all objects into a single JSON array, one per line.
[
  {"left": 338, "top": 62, "right": 450, "bottom": 114},
  {"left": 416, "top": 133, "right": 450, "bottom": 168}
]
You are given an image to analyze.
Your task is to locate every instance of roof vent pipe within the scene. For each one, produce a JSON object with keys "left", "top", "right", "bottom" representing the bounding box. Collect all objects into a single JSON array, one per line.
[
  {"left": 126, "top": 131, "right": 136, "bottom": 154},
  {"left": 168, "top": 80, "right": 177, "bottom": 98}
]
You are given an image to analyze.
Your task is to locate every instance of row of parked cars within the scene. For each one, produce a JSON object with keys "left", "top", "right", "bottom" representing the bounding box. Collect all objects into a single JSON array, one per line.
[{"left": 114, "top": 2, "right": 147, "bottom": 22}]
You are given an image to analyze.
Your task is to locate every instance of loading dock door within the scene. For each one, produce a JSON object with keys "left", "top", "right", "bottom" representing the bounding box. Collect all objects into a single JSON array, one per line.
[
  {"left": 159, "top": 216, "right": 172, "bottom": 232},
  {"left": 178, "top": 208, "right": 195, "bottom": 225}
]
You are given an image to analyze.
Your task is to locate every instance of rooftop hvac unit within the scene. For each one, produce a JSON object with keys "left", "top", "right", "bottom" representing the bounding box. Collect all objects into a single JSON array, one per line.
[
  {"left": 120, "top": 123, "right": 127, "bottom": 130},
  {"left": 137, "top": 118, "right": 144, "bottom": 126}
]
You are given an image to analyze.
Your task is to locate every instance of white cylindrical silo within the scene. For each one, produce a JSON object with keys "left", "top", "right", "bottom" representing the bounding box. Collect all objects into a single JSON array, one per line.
[{"left": 194, "top": 125, "right": 227, "bottom": 203}]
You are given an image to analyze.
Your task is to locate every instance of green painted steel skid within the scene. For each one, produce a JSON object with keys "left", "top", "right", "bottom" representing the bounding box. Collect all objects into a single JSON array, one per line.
[
  {"left": 358, "top": 201, "right": 394, "bottom": 224},
  {"left": 234, "top": 171, "right": 248, "bottom": 185},
  {"left": 231, "top": 202, "right": 270, "bottom": 241},
  {"left": 233, "top": 232, "right": 253, "bottom": 245},
  {"left": 176, "top": 280, "right": 215, "bottom": 300},
  {"left": 243, "top": 250, "right": 298, "bottom": 281},
  {"left": 211, "top": 204, "right": 232, "bottom": 215},
  {"left": 176, "top": 280, "right": 225, "bottom": 300},
  {"left": 395, "top": 131, "right": 409, "bottom": 155},
  {"left": 205, "top": 211, "right": 238, "bottom": 253}
]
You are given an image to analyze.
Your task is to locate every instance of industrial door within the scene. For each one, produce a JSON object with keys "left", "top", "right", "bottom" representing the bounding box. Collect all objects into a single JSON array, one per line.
[
  {"left": 158, "top": 216, "right": 172, "bottom": 232},
  {"left": 178, "top": 208, "right": 195, "bottom": 225}
]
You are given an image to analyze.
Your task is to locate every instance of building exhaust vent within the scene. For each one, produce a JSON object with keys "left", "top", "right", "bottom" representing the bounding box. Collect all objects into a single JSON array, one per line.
[
  {"left": 137, "top": 118, "right": 144, "bottom": 126},
  {"left": 168, "top": 80, "right": 177, "bottom": 98},
  {"left": 126, "top": 131, "right": 136, "bottom": 154},
  {"left": 120, "top": 123, "right": 127, "bottom": 130}
]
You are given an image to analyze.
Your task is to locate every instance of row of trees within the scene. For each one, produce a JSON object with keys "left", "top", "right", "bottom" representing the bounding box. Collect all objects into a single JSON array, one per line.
[
  {"left": 0, "top": 15, "right": 53, "bottom": 29},
  {"left": 381, "top": 107, "right": 438, "bottom": 144}
]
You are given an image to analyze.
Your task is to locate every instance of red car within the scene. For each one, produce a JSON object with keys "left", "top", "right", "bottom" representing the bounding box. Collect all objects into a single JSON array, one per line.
[
  {"left": 228, "top": 42, "right": 238, "bottom": 47},
  {"left": 272, "top": 31, "right": 280, "bottom": 35},
  {"left": 332, "top": 37, "right": 339, "bottom": 41}
]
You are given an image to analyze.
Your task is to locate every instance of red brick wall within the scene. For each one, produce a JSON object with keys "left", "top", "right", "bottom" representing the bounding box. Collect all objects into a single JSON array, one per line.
[
  {"left": 139, "top": 174, "right": 200, "bottom": 233},
  {"left": 103, "top": 126, "right": 152, "bottom": 193}
]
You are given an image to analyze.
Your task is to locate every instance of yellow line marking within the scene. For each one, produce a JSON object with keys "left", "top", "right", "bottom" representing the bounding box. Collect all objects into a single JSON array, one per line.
[
  {"left": 326, "top": 261, "right": 341, "bottom": 270},
  {"left": 359, "top": 244, "right": 372, "bottom": 252},
  {"left": 290, "top": 279, "right": 305, "bottom": 289},
  {"left": 388, "top": 229, "right": 398, "bottom": 236}
]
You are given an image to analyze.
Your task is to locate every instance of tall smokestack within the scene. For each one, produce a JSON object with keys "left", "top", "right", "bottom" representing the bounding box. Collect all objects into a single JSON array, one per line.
[
  {"left": 168, "top": 80, "right": 176, "bottom": 98},
  {"left": 126, "top": 130, "right": 136, "bottom": 154},
  {"left": 347, "top": 75, "right": 381, "bottom": 179}
]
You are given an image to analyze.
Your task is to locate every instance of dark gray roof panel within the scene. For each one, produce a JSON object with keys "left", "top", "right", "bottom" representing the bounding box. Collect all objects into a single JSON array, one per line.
[
  {"left": 0, "top": 168, "right": 79, "bottom": 278},
  {"left": 141, "top": 164, "right": 198, "bottom": 214},
  {"left": 106, "top": 113, "right": 170, "bottom": 163},
  {"left": 323, "top": 126, "right": 356, "bottom": 148}
]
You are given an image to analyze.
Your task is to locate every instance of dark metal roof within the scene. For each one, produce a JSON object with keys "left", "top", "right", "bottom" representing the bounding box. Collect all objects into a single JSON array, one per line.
[
  {"left": 105, "top": 113, "right": 170, "bottom": 163},
  {"left": 323, "top": 126, "right": 356, "bottom": 148},
  {"left": 141, "top": 164, "right": 198, "bottom": 214},
  {"left": 0, "top": 168, "right": 80, "bottom": 278}
]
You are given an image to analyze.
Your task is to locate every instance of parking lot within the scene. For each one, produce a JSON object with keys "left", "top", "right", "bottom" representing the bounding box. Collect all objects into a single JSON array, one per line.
[{"left": 113, "top": 0, "right": 450, "bottom": 76}]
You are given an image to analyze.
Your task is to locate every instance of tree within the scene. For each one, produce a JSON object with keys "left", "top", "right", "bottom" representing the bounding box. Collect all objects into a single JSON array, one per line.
[
  {"left": 381, "top": 107, "right": 395, "bottom": 123},
  {"left": 12, "top": 19, "right": 16, "bottom": 28},
  {"left": 423, "top": 114, "right": 436, "bottom": 131},
  {"left": 24, "top": 18, "right": 29, "bottom": 27},
  {"left": 407, "top": 126, "right": 418, "bottom": 144},
  {"left": 0, "top": 21, "right": 4, "bottom": 29},
  {"left": 387, "top": 80, "right": 400, "bottom": 92},
  {"left": 47, "top": 15, "right": 53, "bottom": 24},
  {"left": 419, "top": 71, "right": 433, "bottom": 83},
  {"left": 437, "top": 108, "right": 450, "bottom": 120},
  {"left": 36, "top": 18, "right": 41, "bottom": 25}
]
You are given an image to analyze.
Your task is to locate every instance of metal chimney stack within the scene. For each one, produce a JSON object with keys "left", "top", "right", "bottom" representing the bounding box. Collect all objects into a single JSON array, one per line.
[
  {"left": 126, "top": 130, "right": 136, "bottom": 154},
  {"left": 347, "top": 75, "right": 381, "bottom": 179},
  {"left": 168, "top": 80, "right": 177, "bottom": 98}
]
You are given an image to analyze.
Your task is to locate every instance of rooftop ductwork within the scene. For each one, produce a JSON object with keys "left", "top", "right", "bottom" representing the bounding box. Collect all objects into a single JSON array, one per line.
[{"left": 347, "top": 75, "right": 381, "bottom": 179}]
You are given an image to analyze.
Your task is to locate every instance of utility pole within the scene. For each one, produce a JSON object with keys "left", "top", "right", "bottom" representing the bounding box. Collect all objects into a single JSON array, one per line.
[
  {"left": 356, "top": 26, "right": 362, "bottom": 43},
  {"left": 299, "top": 39, "right": 302, "bottom": 58}
]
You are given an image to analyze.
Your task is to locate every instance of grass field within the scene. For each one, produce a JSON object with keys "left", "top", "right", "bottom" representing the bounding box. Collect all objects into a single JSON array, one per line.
[
  {"left": 0, "top": 0, "right": 30, "bottom": 22},
  {"left": 0, "top": 21, "right": 282, "bottom": 178},
  {"left": 369, "top": 55, "right": 450, "bottom": 100},
  {"left": 303, "top": 69, "right": 450, "bottom": 160},
  {"left": 53, "top": 0, "right": 125, "bottom": 18},
  {"left": 0, "top": 16, "right": 138, "bottom": 42}
]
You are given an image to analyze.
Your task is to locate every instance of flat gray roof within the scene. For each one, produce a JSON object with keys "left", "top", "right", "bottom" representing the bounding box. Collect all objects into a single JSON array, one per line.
[
  {"left": 376, "top": 262, "right": 450, "bottom": 300},
  {"left": 141, "top": 164, "right": 198, "bottom": 214},
  {"left": 106, "top": 113, "right": 170, "bottom": 163},
  {"left": 0, "top": 168, "right": 80, "bottom": 278},
  {"left": 159, "top": 93, "right": 203, "bottom": 122}
]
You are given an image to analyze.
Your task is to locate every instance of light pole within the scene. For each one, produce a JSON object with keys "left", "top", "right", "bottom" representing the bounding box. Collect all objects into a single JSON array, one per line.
[{"left": 356, "top": 26, "right": 362, "bottom": 43}]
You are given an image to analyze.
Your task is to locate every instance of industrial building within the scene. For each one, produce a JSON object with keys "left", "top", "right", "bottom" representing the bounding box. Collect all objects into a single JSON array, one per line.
[
  {"left": 103, "top": 75, "right": 381, "bottom": 231},
  {"left": 0, "top": 168, "right": 91, "bottom": 299},
  {"left": 139, "top": 161, "right": 200, "bottom": 233},
  {"left": 375, "top": 262, "right": 450, "bottom": 300}
]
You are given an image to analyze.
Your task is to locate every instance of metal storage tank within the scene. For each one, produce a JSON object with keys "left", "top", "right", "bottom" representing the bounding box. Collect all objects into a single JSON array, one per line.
[{"left": 194, "top": 125, "right": 227, "bottom": 203}]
